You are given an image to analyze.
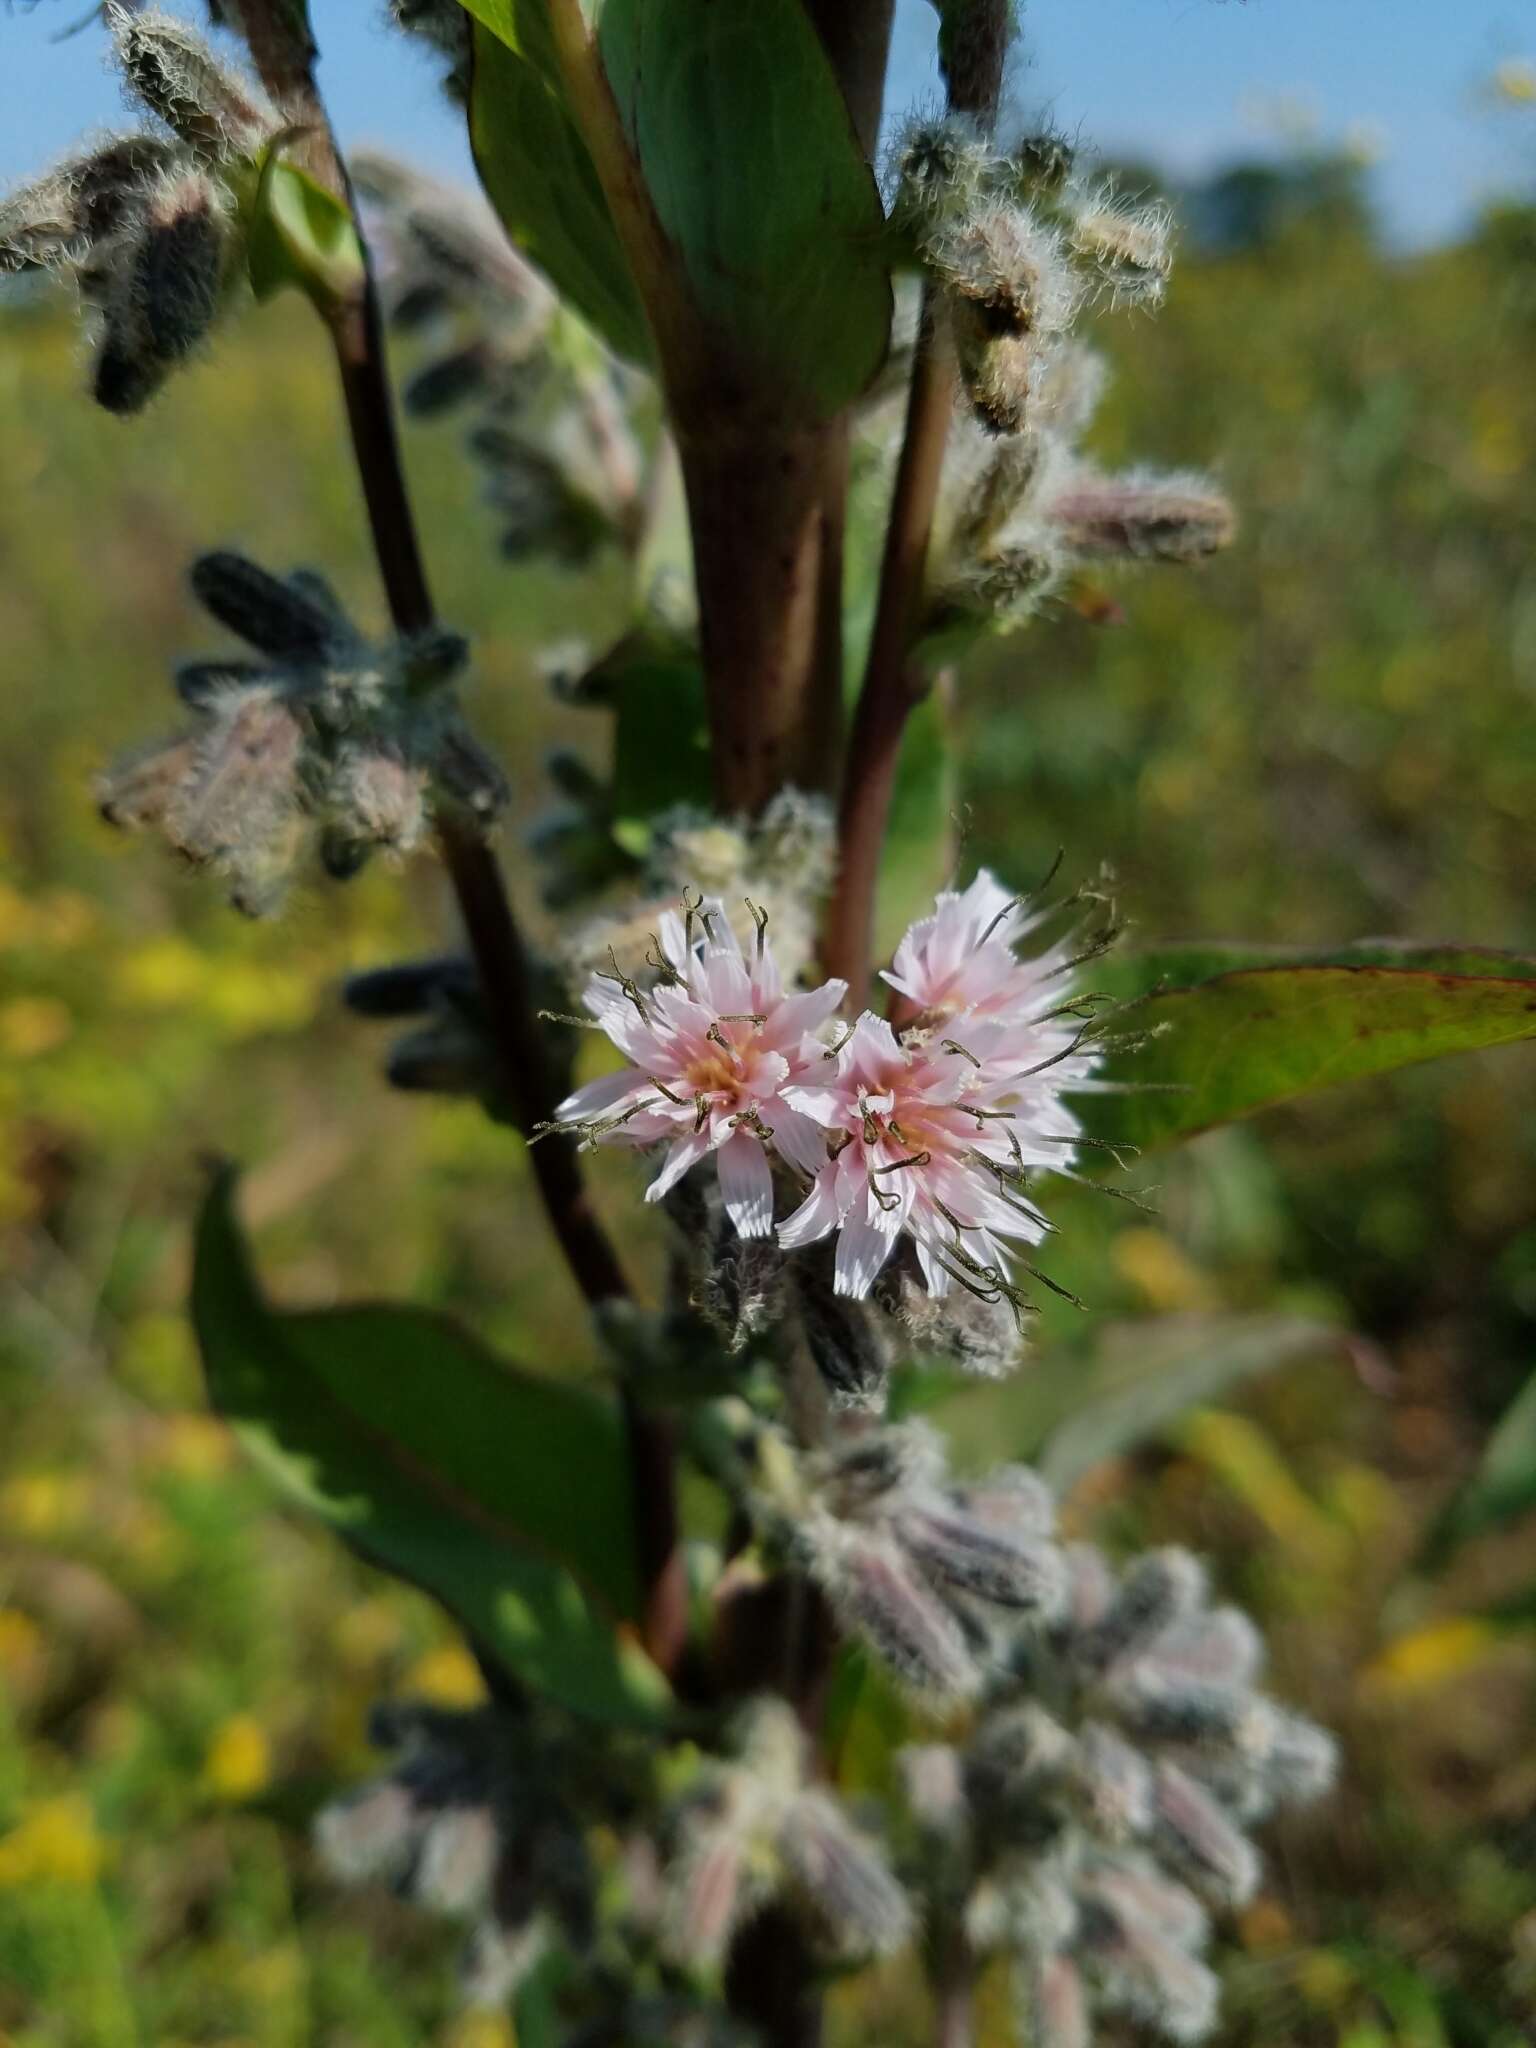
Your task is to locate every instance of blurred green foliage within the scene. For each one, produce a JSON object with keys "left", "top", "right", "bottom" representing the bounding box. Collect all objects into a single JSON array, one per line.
[{"left": 4, "top": 158, "right": 1536, "bottom": 2045}]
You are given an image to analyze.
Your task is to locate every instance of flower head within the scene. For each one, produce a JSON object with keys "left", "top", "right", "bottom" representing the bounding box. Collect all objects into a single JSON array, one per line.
[{"left": 556, "top": 898, "right": 846, "bottom": 1237}]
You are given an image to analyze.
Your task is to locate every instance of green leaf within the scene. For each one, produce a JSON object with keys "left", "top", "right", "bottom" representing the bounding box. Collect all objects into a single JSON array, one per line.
[
  {"left": 245, "top": 150, "right": 365, "bottom": 311},
  {"left": 467, "top": 17, "right": 652, "bottom": 362},
  {"left": 592, "top": 0, "right": 891, "bottom": 417},
  {"left": 1081, "top": 943, "right": 1536, "bottom": 1151},
  {"left": 192, "top": 1169, "right": 671, "bottom": 1725},
  {"left": 1423, "top": 1368, "right": 1536, "bottom": 1563},
  {"left": 931, "top": 1313, "right": 1341, "bottom": 1493},
  {"left": 597, "top": 627, "right": 712, "bottom": 839}
]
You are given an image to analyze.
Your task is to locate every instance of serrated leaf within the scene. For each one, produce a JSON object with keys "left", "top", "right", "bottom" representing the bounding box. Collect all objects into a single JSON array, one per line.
[
  {"left": 1080, "top": 943, "right": 1536, "bottom": 1151},
  {"left": 1422, "top": 1367, "right": 1536, "bottom": 1564},
  {"left": 467, "top": 16, "right": 652, "bottom": 361},
  {"left": 932, "top": 1313, "right": 1340, "bottom": 1494},
  {"left": 593, "top": 0, "right": 891, "bottom": 417},
  {"left": 245, "top": 150, "right": 364, "bottom": 310},
  {"left": 192, "top": 1169, "right": 670, "bottom": 1725}
]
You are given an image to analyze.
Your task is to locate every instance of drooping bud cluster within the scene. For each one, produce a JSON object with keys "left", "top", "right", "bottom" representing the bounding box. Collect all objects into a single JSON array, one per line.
[
  {"left": 661, "top": 1700, "right": 911, "bottom": 1970},
  {"left": 877, "top": 113, "right": 1233, "bottom": 632},
  {"left": 315, "top": 1698, "right": 611, "bottom": 2008},
  {"left": 354, "top": 153, "right": 645, "bottom": 566},
  {"left": 707, "top": 1411, "right": 1066, "bottom": 1699},
  {"left": 0, "top": 10, "right": 278, "bottom": 413},
  {"left": 98, "top": 551, "right": 505, "bottom": 913},
  {"left": 899, "top": 1545, "right": 1337, "bottom": 2044},
  {"left": 558, "top": 867, "right": 1109, "bottom": 1343}
]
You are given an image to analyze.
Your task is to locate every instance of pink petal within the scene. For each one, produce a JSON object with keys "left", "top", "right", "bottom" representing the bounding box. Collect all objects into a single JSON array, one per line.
[
  {"left": 645, "top": 1132, "right": 710, "bottom": 1204},
  {"left": 777, "top": 1169, "right": 842, "bottom": 1249},
  {"left": 769, "top": 1106, "right": 829, "bottom": 1177},
  {"left": 716, "top": 1129, "right": 774, "bottom": 1237},
  {"left": 556, "top": 1067, "right": 648, "bottom": 1123},
  {"left": 834, "top": 1214, "right": 896, "bottom": 1299}
]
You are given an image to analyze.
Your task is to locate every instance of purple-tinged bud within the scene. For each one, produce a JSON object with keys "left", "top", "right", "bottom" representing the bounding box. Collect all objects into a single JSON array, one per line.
[
  {"left": 1150, "top": 1763, "right": 1259, "bottom": 1908},
  {"left": 191, "top": 551, "right": 343, "bottom": 662},
  {"left": 3, "top": 137, "right": 186, "bottom": 275},
  {"left": 1006, "top": 130, "right": 1077, "bottom": 199},
  {"left": 1016, "top": 1954, "right": 1090, "bottom": 2048},
  {"left": 888, "top": 1265, "right": 1025, "bottom": 1376},
  {"left": 822, "top": 1530, "right": 980, "bottom": 1698},
  {"left": 314, "top": 1779, "right": 421, "bottom": 1886},
  {"left": 1046, "top": 469, "right": 1235, "bottom": 563},
  {"left": 97, "top": 733, "right": 198, "bottom": 829},
  {"left": 166, "top": 689, "right": 304, "bottom": 860},
  {"left": 414, "top": 1804, "right": 498, "bottom": 1916},
  {"left": 813, "top": 1422, "right": 943, "bottom": 1517},
  {"left": 954, "top": 1465, "right": 1056, "bottom": 1541},
  {"left": 458, "top": 1915, "right": 550, "bottom": 2009},
  {"left": 667, "top": 1830, "right": 750, "bottom": 1969},
  {"left": 1141, "top": 1606, "right": 1262, "bottom": 1692},
  {"left": 330, "top": 745, "right": 429, "bottom": 856},
  {"left": 174, "top": 657, "right": 272, "bottom": 708},
  {"left": 953, "top": 320, "right": 1034, "bottom": 438},
  {"left": 1114, "top": 1678, "right": 1258, "bottom": 1754},
  {"left": 888, "top": 114, "right": 993, "bottom": 234},
  {"left": 109, "top": 6, "right": 276, "bottom": 160},
  {"left": 1084, "top": 1860, "right": 1208, "bottom": 1951},
  {"left": 1077, "top": 1890, "right": 1220, "bottom": 2043},
  {"left": 930, "top": 207, "right": 1077, "bottom": 340},
  {"left": 898, "top": 1743, "right": 968, "bottom": 1841},
  {"left": 792, "top": 1253, "right": 891, "bottom": 1407},
  {"left": 404, "top": 342, "right": 493, "bottom": 417},
  {"left": 344, "top": 953, "right": 475, "bottom": 1018},
  {"left": 1259, "top": 1709, "right": 1337, "bottom": 1808},
  {"left": 1067, "top": 1724, "right": 1155, "bottom": 1843},
  {"left": 1068, "top": 185, "right": 1174, "bottom": 309},
  {"left": 699, "top": 1228, "right": 786, "bottom": 1355},
  {"left": 385, "top": 1019, "right": 494, "bottom": 1097},
  {"left": 132, "top": 169, "right": 230, "bottom": 365},
  {"left": 778, "top": 1790, "right": 912, "bottom": 1959},
  {"left": 900, "top": 1498, "right": 1066, "bottom": 1617},
  {"left": 1072, "top": 1550, "right": 1206, "bottom": 1678},
  {"left": 431, "top": 721, "right": 510, "bottom": 822}
]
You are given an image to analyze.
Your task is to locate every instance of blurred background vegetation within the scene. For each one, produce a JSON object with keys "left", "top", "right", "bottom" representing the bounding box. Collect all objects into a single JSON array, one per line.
[{"left": 4, "top": 133, "right": 1536, "bottom": 2048}]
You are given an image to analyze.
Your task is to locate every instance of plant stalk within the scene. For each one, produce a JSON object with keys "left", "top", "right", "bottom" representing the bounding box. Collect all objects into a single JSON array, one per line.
[
  {"left": 822, "top": 288, "right": 955, "bottom": 999},
  {"left": 225, "top": 0, "right": 688, "bottom": 1677}
]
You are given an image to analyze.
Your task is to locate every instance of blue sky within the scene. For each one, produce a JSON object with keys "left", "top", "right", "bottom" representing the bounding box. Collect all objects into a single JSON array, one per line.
[{"left": 2, "top": 2, "right": 1532, "bottom": 245}]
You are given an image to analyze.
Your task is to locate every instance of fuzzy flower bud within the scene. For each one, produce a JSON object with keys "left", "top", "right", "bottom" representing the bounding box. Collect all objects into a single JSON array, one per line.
[
  {"left": 100, "top": 551, "right": 502, "bottom": 912},
  {"left": 663, "top": 1702, "right": 910, "bottom": 1970},
  {"left": 1067, "top": 183, "right": 1175, "bottom": 308},
  {"left": 904, "top": 1539, "right": 1335, "bottom": 2045},
  {"left": 108, "top": 7, "right": 276, "bottom": 161},
  {"left": 1045, "top": 468, "right": 1236, "bottom": 562},
  {"left": 777, "top": 1426, "right": 1067, "bottom": 1700}
]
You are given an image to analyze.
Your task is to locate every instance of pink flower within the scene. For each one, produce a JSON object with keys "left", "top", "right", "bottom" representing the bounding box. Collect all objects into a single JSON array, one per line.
[
  {"left": 556, "top": 899, "right": 847, "bottom": 1236},
  {"left": 882, "top": 869, "right": 1079, "bottom": 1027},
  {"left": 777, "top": 874, "right": 1102, "bottom": 1301},
  {"left": 778, "top": 1015, "right": 1075, "bottom": 1299}
]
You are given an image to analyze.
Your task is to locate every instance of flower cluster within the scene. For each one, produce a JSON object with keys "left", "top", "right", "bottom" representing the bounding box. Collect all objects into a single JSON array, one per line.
[
  {"left": 900, "top": 1545, "right": 1338, "bottom": 2045},
  {"left": 558, "top": 868, "right": 1105, "bottom": 1316},
  {"left": 98, "top": 550, "right": 504, "bottom": 913},
  {"left": 0, "top": 11, "right": 276, "bottom": 413}
]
